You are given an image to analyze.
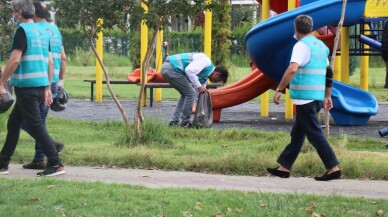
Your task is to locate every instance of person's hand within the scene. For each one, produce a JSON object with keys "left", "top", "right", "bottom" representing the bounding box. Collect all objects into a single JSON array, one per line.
[
  {"left": 198, "top": 86, "right": 208, "bottom": 93},
  {"left": 57, "top": 79, "right": 64, "bottom": 88},
  {"left": 44, "top": 87, "right": 53, "bottom": 106},
  {"left": 273, "top": 91, "right": 282, "bottom": 105},
  {"left": 324, "top": 96, "right": 333, "bottom": 111}
]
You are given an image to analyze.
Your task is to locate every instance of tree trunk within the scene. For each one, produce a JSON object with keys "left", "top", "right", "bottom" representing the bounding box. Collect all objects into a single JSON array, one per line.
[
  {"left": 134, "top": 22, "right": 162, "bottom": 139},
  {"left": 87, "top": 29, "right": 132, "bottom": 136}
]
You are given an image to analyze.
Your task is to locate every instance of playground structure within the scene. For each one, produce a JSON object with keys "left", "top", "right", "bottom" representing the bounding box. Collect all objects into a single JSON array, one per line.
[{"left": 211, "top": 0, "right": 386, "bottom": 125}]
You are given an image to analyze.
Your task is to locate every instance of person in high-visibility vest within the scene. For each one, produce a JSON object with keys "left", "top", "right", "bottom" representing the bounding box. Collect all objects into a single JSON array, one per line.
[
  {"left": 268, "top": 15, "right": 341, "bottom": 181},
  {"left": 161, "top": 52, "right": 228, "bottom": 128}
]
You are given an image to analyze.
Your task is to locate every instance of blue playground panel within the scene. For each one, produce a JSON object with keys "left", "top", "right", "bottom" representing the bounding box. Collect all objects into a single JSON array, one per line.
[
  {"left": 331, "top": 81, "right": 378, "bottom": 126},
  {"left": 245, "top": 0, "right": 379, "bottom": 126}
]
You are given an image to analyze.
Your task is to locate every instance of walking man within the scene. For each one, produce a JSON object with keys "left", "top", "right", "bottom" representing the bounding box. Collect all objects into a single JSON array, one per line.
[
  {"left": 22, "top": 0, "right": 67, "bottom": 170},
  {"left": 0, "top": 0, "right": 65, "bottom": 176},
  {"left": 267, "top": 15, "right": 341, "bottom": 181}
]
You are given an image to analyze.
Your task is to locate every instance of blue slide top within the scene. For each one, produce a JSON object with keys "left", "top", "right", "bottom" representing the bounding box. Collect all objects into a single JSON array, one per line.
[{"left": 244, "top": 0, "right": 379, "bottom": 126}]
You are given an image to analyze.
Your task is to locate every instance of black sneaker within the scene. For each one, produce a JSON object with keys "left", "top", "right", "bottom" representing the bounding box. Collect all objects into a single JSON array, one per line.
[
  {"left": 180, "top": 122, "right": 193, "bottom": 128},
  {"left": 168, "top": 121, "right": 179, "bottom": 127},
  {"left": 54, "top": 141, "right": 64, "bottom": 152},
  {"left": 0, "top": 166, "right": 9, "bottom": 175},
  {"left": 37, "top": 164, "right": 65, "bottom": 177}
]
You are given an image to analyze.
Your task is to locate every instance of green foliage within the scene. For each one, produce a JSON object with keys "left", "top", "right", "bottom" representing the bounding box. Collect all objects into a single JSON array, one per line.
[
  {"left": 164, "top": 28, "right": 204, "bottom": 54},
  {"left": 230, "top": 5, "right": 258, "bottom": 29},
  {"left": 211, "top": 0, "right": 232, "bottom": 66},
  {"left": 230, "top": 22, "right": 253, "bottom": 66},
  {"left": 118, "top": 118, "right": 174, "bottom": 147},
  {"left": 0, "top": 1, "right": 14, "bottom": 61}
]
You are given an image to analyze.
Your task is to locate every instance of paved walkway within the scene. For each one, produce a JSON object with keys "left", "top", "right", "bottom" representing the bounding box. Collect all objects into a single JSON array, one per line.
[
  {"left": 2, "top": 99, "right": 388, "bottom": 199},
  {"left": 4, "top": 164, "right": 388, "bottom": 199}
]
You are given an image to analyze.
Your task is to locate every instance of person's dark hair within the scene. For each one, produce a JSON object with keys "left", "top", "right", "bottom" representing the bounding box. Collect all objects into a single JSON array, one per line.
[
  {"left": 214, "top": 66, "right": 228, "bottom": 83},
  {"left": 294, "top": 14, "right": 313, "bottom": 34},
  {"left": 33, "top": 1, "right": 49, "bottom": 20},
  {"left": 12, "top": 0, "right": 35, "bottom": 19}
]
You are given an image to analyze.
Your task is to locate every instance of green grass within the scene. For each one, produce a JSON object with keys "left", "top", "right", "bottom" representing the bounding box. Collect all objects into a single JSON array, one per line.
[
  {"left": 0, "top": 178, "right": 387, "bottom": 217},
  {"left": 3, "top": 118, "right": 387, "bottom": 180}
]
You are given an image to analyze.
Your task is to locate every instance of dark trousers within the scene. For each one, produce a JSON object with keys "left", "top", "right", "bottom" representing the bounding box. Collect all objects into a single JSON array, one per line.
[
  {"left": 0, "top": 87, "right": 61, "bottom": 168},
  {"left": 277, "top": 101, "right": 339, "bottom": 170},
  {"left": 21, "top": 82, "right": 57, "bottom": 162}
]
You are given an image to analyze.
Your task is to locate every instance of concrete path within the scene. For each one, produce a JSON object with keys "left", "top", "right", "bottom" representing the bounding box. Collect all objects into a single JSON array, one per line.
[{"left": 3, "top": 164, "right": 388, "bottom": 200}]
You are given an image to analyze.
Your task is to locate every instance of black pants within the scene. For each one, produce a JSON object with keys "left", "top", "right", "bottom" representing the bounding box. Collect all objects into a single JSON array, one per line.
[
  {"left": 277, "top": 101, "right": 339, "bottom": 170},
  {"left": 0, "top": 87, "right": 61, "bottom": 168}
]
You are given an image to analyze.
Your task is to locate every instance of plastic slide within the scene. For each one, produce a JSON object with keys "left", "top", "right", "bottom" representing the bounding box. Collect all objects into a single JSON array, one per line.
[
  {"left": 210, "top": 0, "right": 335, "bottom": 122},
  {"left": 245, "top": 0, "right": 378, "bottom": 125},
  {"left": 210, "top": 67, "right": 277, "bottom": 122}
]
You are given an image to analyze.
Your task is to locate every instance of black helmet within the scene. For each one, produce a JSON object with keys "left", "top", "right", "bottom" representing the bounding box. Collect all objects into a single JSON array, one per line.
[{"left": 50, "top": 87, "right": 68, "bottom": 112}]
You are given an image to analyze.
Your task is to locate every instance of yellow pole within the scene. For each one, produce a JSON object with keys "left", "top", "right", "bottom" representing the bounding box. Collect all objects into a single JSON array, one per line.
[
  {"left": 334, "top": 55, "right": 341, "bottom": 81},
  {"left": 360, "top": 25, "right": 369, "bottom": 91},
  {"left": 340, "top": 27, "right": 350, "bottom": 84},
  {"left": 260, "top": 0, "right": 269, "bottom": 117},
  {"left": 285, "top": 0, "right": 296, "bottom": 119},
  {"left": 140, "top": 1, "right": 148, "bottom": 106},
  {"left": 95, "top": 18, "right": 103, "bottom": 103},
  {"left": 204, "top": 0, "right": 212, "bottom": 58},
  {"left": 155, "top": 29, "right": 163, "bottom": 102}
]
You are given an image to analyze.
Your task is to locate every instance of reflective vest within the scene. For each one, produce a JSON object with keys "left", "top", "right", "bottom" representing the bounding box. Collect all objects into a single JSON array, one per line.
[
  {"left": 290, "top": 36, "right": 329, "bottom": 101},
  {"left": 37, "top": 22, "right": 63, "bottom": 83},
  {"left": 167, "top": 53, "right": 215, "bottom": 85},
  {"left": 11, "top": 23, "right": 49, "bottom": 87}
]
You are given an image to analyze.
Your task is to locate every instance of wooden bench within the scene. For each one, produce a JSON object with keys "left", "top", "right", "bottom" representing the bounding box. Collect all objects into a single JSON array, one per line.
[
  {"left": 139, "top": 82, "right": 223, "bottom": 107},
  {"left": 83, "top": 79, "right": 137, "bottom": 101}
]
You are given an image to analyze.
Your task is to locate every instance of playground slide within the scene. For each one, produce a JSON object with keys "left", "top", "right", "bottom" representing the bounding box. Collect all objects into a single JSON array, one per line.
[
  {"left": 210, "top": 68, "right": 277, "bottom": 122},
  {"left": 245, "top": 0, "right": 379, "bottom": 125}
]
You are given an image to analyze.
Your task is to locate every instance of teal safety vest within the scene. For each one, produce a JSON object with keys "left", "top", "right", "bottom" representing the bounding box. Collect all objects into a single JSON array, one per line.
[
  {"left": 11, "top": 23, "right": 49, "bottom": 87},
  {"left": 289, "top": 36, "right": 329, "bottom": 101},
  {"left": 167, "top": 53, "right": 215, "bottom": 85},
  {"left": 48, "top": 23, "right": 62, "bottom": 82}
]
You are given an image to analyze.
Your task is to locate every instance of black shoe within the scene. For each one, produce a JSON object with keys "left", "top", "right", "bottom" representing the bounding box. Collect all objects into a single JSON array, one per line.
[
  {"left": 168, "top": 121, "right": 179, "bottom": 127},
  {"left": 314, "top": 170, "right": 342, "bottom": 181},
  {"left": 267, "top": 167, "right": 290, "bottom": 178},
  {"left": 37, "top": 164, "right": 66, "bottom": 177},
  {"left": 0, "top": 166, "right": 9, "bottom": 175},
  {"left": 180, "top": 122, "right": 193, "bottom": 128}
]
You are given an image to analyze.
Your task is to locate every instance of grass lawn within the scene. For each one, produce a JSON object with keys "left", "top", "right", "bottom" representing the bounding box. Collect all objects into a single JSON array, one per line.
[{"left": 1, "top": 178, "right": 387, "bottom": 217}]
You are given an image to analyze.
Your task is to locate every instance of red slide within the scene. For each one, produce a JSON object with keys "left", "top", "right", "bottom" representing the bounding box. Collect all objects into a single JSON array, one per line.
[{"left": 210, "top": 68, "right": 277, "bottom": 122}]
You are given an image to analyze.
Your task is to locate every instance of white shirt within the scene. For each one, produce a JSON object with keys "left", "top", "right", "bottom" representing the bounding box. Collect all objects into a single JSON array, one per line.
[{"left": 185, "top": 53, "right": 212, "bottom": 89}]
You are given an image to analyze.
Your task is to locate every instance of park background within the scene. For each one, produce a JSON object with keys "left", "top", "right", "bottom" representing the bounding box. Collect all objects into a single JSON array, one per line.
[{"left": 0, "top": 0, "right": 388, "bottom": 216}]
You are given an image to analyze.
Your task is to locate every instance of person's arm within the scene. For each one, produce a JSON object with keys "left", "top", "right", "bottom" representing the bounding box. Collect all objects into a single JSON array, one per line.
[
  {"left": 0, "top": 28, "right": 26, "bottom": 96},
  {"left": 0, "top": 49, "right": 22, "bottom": 96},
  {"left": 273, "top": 62, "right": 299, "bottom": 105},
  {"left": 324, "top": 66, "right": 333, "bottom": 110},
  {"left": 273, "top": 41, "right": 310, "bottom": 105},
  {"left": 57, "top": 46, "right": 67, "bottom": 88}
]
